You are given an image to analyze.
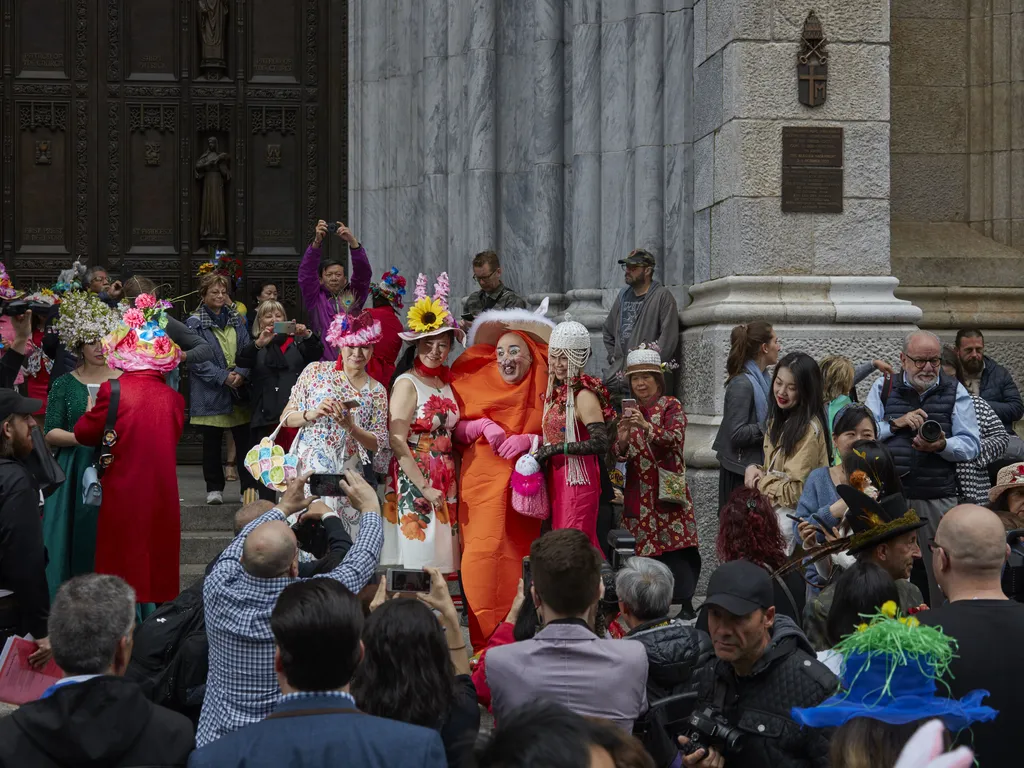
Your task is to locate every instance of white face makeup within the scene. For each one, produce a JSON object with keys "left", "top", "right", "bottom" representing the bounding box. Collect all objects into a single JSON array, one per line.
[{"left": 495, "top": 332, "right": 532, "bottom": 384}]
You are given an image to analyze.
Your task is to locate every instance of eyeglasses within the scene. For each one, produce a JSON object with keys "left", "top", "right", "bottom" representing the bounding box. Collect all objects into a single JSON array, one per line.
[
  {"left": 473, "top": 271, "right": 497, "bottom": 283},
  {"left": 620, "top": 264, "right": 646, "bottom": 272},
  {"left": 904, "top": 355, "right": 941, "bottom": 369}
]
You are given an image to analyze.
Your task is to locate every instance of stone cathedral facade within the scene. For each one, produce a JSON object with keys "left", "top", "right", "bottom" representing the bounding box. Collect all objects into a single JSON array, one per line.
[{"left": 347, "top": 0, "right": 1024, "bottom": 570}]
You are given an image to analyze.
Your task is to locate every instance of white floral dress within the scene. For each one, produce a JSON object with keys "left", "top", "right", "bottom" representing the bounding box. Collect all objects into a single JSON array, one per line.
[
  {"left": 288, "top": 362, "right": 390, "bottom": 536},
  {"left": 381, "top": 373, "right": 460, "bottom": 571}
]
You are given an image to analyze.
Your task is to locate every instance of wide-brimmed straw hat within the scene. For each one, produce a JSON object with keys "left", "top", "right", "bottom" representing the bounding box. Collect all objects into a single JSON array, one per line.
[
  {"left": 989, "top": 461, "right": 1024, "bottom": 504},
  {"left": 467, "top": 297, "right": 554, "bottom": 347}
]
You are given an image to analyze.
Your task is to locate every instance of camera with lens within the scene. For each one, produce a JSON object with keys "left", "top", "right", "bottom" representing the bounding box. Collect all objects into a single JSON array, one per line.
[
  {"left": 918, "top": 419, "right": 943, "bottom": 444},
  {"left": 679, "top": 706, "right": 744, "bottom": 757},
  {"left": 0, "top": 298, "right": 51, "bottom": 317},
  {"left": 607, "top": 529, "right": 636, "bottom": 571}
]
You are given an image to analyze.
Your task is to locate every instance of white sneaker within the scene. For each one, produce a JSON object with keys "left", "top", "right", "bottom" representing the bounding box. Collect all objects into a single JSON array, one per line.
[{"left": 206, "top": 491, "right": 223, "bottom": 505}]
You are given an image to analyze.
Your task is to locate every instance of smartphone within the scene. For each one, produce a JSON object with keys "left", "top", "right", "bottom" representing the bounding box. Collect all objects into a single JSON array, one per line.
[
  {"left": 309, "top": 473, "right": 346, "bottom": 497},
  {"left": 461, "top": 312, "right": 474, "bottom": 323},
  {"left": 273, "top": 320, "right": 296, "bottom": 335},
  {"left": 386, "top": 568, "right": 432, "bottom": 593},
  {"left": 341, "top": 398, "right": 362, "bottom": 409},
  {"left": 621, "top": 398, "right": 637, "bottom": 414},
  {"left": 785, "top": 513, "right": 804, "bottom": 525},
  {"left": 522, "top": 556, "right": 532, "bottom": 599},
  {"left": 86, "top": 383, "right": 101, "bottom": 400}
]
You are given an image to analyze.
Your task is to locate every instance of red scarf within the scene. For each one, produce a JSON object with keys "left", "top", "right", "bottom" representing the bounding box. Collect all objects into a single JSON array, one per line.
[{"left": 414, "top": 357, "right": 452, "bottom": 384}]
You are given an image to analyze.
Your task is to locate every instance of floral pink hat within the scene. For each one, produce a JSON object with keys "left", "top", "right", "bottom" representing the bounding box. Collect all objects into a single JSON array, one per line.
[{"left": 102, "top": 293, "right": 182, "bottom": 373}]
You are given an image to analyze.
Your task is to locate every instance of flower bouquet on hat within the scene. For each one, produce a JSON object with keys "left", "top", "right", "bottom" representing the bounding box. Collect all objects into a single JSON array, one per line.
[
  {"left": 399, "top": 272, "right": 466, "bottom": 344},
  {"left": 792, "top": 600, "right": 997, "bottom": 732},
  {"left": 102, "top": 293, "right": 182, "bottom": 373},
  {"left": 371, "top": 266, "right": 407, "bottom": 309}
]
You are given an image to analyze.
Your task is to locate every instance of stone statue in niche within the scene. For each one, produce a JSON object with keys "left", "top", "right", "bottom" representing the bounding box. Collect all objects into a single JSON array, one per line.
[
  {"left": 34, "top": 140, "right": 52, "bottom": 165},
  {"left": 145, "top": 142, "right": 162, "bottom": 167},
  {"left": 198, "top": 0, "right": 229, "bottom": 79},
  {"left": 196, "top": 136, "right": 231, "bottom": 245},
  {"left": 798, "top": 11, "right": 828, "bottom": 108},
  {"left": 265, "top": 144, "right": 281, "bottom": 167}
]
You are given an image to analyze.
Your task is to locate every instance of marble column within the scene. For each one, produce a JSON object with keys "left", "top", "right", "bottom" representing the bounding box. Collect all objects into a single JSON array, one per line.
[
  {"left": 422, "top": 0, "right": 449, "bottom": 278},
  {"left": 531, "top": 0, "right": 566, "bottom": 303},
  {"left": 347, "top": 0, "right": 695, "bottom": 350},
  {"left": 568, "top": 0, "right": 605, "bottom": 328}
]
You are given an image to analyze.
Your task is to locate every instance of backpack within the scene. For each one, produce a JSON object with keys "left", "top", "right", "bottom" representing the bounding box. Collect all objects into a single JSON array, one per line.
[{"left": 124, "top": 578, "right": 208, "bottom": 726}]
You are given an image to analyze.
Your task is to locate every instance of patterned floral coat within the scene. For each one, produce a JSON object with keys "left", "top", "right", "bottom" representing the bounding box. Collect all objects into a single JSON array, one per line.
[{"left": 614, "top": 395, "right": 698, "bottom": 556}]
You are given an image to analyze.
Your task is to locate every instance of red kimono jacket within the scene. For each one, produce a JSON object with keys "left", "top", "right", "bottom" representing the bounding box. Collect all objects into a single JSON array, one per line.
[
  {"left": 614, "top": 395, "right": 698, "bottom": 556},
  {"left": 75, "top": 370, "right": 185, "bottom": 602}
]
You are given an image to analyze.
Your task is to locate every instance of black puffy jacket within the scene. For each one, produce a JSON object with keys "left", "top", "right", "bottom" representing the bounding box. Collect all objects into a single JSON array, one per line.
[
  {"left": 627, "top": 618, "right": 713, "bottom": 700},
  {"left": 628, "top": 618, "right": 714, "bottom": 767},
  {"left": 688, "top": 615, "right": 837, "bottom": 768}
]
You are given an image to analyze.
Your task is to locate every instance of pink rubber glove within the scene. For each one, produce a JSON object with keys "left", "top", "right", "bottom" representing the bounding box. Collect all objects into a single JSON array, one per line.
[
  {"left": 454, "top": 418, "right": 506, "bottom": 451},
  {"left": 482, "top": 421, "right": 507, "bottom": 451},
  {"left": 498, "top": 434, "right": 537, "bottom": 460}
]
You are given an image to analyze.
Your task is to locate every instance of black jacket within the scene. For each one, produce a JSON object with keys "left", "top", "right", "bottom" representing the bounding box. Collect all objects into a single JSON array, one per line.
[
  {"left": 0, "top": 675, "right": 194, "bottom": 767},
  {"left": 0, "top": 349, "right": 24, "bottom": 389},
  {"left": 688, "top": 615, "right": 836, "bottom": 768},
  {"left": 628, "top": 618, "right": 714, "bottom": 768},
  {"left": 627, "top": 618, "right": 713, "bottom": 701},
  {"left": 979, "top": 355, "right": 1024, "bottom": 431},
  {"left": 0, "top": 458, "right": 48, "bottom": 639},
  {"left": 235, "top": 333, "right": 324, "bottom": 428}
]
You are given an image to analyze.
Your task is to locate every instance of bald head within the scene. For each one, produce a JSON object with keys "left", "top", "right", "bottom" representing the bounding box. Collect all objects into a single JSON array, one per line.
[
  {"left": 241, "top": 521, "right": 298, "bottom": 578},
  {"left": 937, "top": 504, "right": 1008, "bottom": 574},
  {"left": 234, "top": 500, "right": 275, "bottom": 535}
]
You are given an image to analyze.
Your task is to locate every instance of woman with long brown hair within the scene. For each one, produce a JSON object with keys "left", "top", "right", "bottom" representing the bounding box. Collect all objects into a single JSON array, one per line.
[{"left": 712, "top": 321, "right": 781, "bottom": 510}]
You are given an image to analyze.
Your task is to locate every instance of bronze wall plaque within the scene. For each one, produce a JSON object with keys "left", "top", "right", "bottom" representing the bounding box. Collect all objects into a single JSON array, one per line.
[{"left": 781, "top": 126, "right": 843, "bottom": 213}]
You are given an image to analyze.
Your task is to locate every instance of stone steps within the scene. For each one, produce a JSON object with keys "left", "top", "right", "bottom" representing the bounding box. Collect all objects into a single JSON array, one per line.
[
  {"left": 179, "top": 563, "right": 207, "bottom": 592},
  {"left": 181, "top": 503, "right": 235, "bottom": 533},
  {"left": 181, "top": 530, "right": 233, "bottom": 566}
]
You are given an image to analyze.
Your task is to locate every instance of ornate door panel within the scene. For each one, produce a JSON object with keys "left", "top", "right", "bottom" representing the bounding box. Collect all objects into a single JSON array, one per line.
[{"left": 2, "top": 0, "right": 347, "bottom": 461}]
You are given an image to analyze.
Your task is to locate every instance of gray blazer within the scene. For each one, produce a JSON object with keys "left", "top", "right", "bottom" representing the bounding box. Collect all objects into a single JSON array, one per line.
[
  {"left": 712, "top": 375, "right": 765, "bottom": 475},
  {"left": 485, "top": 622, "right": 649, "bottom": 732}
]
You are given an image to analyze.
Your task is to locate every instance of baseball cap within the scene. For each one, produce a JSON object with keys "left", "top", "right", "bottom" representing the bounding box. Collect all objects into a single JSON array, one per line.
[
  {"left": 0, "top": 389, "right": 42, "bottom": 422},
  {"left": 701, "top": 560, "right": 774, "bottom": 616},
  {"left": 617, "top": 249, "right": 656, "bottom": 268}
]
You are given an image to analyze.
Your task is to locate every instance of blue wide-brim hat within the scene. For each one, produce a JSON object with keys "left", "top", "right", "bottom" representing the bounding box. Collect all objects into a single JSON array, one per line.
[{"left": 792, "top": 652, "right": 997, "bottom": 732}]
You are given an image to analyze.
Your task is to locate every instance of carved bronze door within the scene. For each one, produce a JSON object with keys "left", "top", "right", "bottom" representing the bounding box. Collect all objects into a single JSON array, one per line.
[{"left": 2, "top": 0, "right": 347, "bottom": 459}]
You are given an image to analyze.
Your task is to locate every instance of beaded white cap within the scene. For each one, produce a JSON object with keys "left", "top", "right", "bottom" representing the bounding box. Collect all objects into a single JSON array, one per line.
[{"left": 549, "top": 316, "right": 592, "bottom": 352}]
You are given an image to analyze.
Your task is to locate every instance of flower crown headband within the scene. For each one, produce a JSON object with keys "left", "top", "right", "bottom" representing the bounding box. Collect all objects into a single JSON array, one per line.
[{"left": 406, "top": 272, "right": 457, "bottom": 335}]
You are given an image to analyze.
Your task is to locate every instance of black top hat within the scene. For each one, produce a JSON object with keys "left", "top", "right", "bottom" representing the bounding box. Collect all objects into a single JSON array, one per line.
[{"left": 837, "top": 485, "right": 926, "bottom": 555}]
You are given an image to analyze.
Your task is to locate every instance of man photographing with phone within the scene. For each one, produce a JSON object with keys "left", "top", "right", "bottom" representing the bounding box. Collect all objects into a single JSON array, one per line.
[
  {"left": 197, "top": 469, "right": 383, "bottom": 747},
  {"left": 299, "top": 219, "right": 371, "bottom": 361}
]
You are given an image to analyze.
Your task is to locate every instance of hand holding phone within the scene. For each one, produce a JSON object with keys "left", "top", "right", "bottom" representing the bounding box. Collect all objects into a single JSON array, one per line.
[
  {"left": 274, "top": 320, "right": 297, "bottom": 335},
  {"left": 308, "top": 473, "right": 346, "bottom": 497},
  {"left": 386, "top": 568, "right": 432, "bottom": 593}
]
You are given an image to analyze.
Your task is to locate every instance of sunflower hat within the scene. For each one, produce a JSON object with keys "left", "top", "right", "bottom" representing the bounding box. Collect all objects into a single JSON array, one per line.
[
  {"left": 792, "top": 601, "right": 997, "bottom": 732},
  {"left": 399, "top": 272, "right": 465, "bottom": 344}
]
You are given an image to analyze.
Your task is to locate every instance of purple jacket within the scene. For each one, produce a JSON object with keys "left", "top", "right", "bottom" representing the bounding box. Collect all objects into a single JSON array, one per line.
[{"left": 298, "top": 242, "right": 372, "bottom": 360}]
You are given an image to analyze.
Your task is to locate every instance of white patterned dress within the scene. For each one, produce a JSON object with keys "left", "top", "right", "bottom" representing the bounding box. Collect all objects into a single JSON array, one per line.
[
  {"left": 381, "top": 372, "right": 460, "bottom": 571},
  {"left": 288, "top": 362, "right": 390, "bottom": 536}
]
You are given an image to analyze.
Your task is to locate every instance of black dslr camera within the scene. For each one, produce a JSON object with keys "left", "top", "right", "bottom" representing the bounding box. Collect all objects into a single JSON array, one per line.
[
  {"left": 679, "top": 706, "right": 744, "bottom": 757},
  {"left": 0, "top": 298, "right": 52, "bottom": 316},
  {"left": 1002, "top": 529, "right": 1024, "bottom": 603},
  {"left": 607, "top": 529, "right": 636, "bottom": 571}
]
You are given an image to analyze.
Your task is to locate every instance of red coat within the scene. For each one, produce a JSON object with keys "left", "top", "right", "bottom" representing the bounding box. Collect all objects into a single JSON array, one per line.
[
  {"left": 75, "top": 370, "right": 185, "bottom": 602},
  {"left": 365, "top": 304, "right": 404, "bottom": 388}
]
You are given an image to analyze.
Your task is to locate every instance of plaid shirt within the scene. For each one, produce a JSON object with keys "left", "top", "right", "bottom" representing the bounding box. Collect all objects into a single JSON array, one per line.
[{"left": 196, "top": 508, "right": 383, "bottom": 747}]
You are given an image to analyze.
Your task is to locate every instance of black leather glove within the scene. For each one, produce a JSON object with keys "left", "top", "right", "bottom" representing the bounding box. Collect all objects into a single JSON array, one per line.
[{"left": 536, "top": 422, "right": 609, "bottom": 463}]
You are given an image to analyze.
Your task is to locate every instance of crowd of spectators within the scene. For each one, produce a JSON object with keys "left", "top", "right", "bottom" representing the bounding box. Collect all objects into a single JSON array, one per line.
[{"left": 2, "top": 227, "right": 1024, "bottom": 768}]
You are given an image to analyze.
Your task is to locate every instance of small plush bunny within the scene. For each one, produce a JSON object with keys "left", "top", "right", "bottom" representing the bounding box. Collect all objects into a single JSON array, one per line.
[{"left": 509, "top": 436, "right": 550, "bottom": 520}]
